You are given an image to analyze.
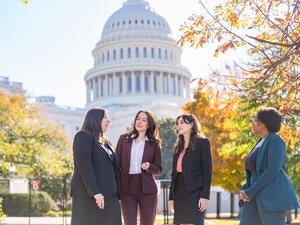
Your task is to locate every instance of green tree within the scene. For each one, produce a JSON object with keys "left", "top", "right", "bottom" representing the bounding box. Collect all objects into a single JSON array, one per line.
[
  {"left": 0, "top": 90, "right": 72, "bottom": 179},
  {"left": 157, "top": 118, "right": 176, "bottom": 179}
]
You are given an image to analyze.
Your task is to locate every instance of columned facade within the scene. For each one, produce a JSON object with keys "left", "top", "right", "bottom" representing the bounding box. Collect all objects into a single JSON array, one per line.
[{"left": 84, "top": 0, "right": 191, "bottom": 144}]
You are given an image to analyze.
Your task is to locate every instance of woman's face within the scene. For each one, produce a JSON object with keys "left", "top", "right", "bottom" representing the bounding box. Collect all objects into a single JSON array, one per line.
[
  {"left": 252, "top": 117, "right": 265, "bottom": 136},
  {"left": 101, "top": 112, "right": 111, "bottom": 133},
  {"left": 177, "top": 117, "right": 193, "bottom": 136},
  {"left": 135, "top": 112, "right": 149, "bottom": 134}
]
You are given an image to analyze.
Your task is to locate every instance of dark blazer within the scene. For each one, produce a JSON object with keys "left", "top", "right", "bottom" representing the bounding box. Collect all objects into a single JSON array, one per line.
[
  {"left": 70, "top": 130, "right": 121, "bottom": 199},
  {"left": 169, "top": 137, "right": 212, "bottom": 200},
  {"left": 241, "top": 132, "right": 299, "bottom": 211},
  {"left": 115, "top": 134, "right": 162, "bottom": 194}
]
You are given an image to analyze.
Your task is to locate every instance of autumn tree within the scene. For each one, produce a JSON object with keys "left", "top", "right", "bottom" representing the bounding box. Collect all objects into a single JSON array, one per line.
[
  {"left": 179, "top": 0, "right": 299, "bottom": 118},
  {"left": 181, "top": 82, "right": 247, "bottom": 193},
  {"left": 0, "top": 90, "right": 72, "bottom": 179}
]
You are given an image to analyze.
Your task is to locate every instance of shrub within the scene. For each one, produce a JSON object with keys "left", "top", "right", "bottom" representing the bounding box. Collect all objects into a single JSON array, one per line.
[
  {"left": 0, "top": 191, "right": 58, "bottom": 216},
  {"left": 0, "top": 197, "right": 7, "bottom": 223}
]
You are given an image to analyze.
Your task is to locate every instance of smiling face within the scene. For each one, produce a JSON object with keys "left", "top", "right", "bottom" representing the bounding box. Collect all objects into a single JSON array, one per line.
[
  {"left": 134, "top": 112, "right": 149, "bottom": 134},
  {"left": 176, "top": 116, "right": 193, "bottom": 136},
  {"left": 101, "top": 112, "right": 111, "bottom": 133}
]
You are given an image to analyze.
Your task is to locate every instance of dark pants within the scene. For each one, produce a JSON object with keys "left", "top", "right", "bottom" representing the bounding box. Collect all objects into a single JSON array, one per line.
[{"left": 121, "top": 174, "right": 157, "bottom": 225}]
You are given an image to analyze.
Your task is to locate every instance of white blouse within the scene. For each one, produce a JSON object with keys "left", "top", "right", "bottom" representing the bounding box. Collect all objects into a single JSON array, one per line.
[{"left": 129, "top": 138, "right": 147, "bottom": 174}]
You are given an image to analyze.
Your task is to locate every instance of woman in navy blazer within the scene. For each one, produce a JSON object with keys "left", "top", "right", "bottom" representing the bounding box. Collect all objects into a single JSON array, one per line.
[
  {"left": 169, "top": 114, "right": 212, "bottom": 225},
  {"left": 239, "top": 107, "right": 299, "bottom": 225},
  {"left": 116, "top": 110, "right": 162, "bottom": 225},
  {"left": 70, "top": 108, "right": 122, "bottom": 225}
]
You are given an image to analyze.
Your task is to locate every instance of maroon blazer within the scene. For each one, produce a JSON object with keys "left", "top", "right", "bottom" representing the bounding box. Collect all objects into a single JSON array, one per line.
[{"left": 115, "top": 134, "right": 162, "bottom": 194}]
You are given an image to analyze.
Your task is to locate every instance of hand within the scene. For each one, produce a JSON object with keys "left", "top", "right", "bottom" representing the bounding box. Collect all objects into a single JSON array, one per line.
[
  {"left": 168, "top": 200, "right": 174, "bottom": 214},
  {"left": 198, "top": 198, "right": 208, "bottom": 212},
  {"left": 240, "top": 191, "right": 250, "bottom": 202},
  {"left": 94, "top": 193, "right": 104, "bottom": 209},
  {"left": 141, "top": 162, "right": 150, "bottom": 170}
]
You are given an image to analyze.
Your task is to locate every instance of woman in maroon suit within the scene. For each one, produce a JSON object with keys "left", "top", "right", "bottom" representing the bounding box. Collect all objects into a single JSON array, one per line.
[{"left": 116, "top": 110, "right": 162, "bottom": 225}]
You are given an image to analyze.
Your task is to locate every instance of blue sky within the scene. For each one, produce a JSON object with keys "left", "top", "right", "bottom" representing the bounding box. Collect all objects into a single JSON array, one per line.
[{"left": 0, "top": 0, "right": 233, "bottom": 108}]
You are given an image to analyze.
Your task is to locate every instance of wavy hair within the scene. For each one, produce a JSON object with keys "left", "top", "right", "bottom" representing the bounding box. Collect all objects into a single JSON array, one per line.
[
  {"left": 127, "top": 110, "right": 161, "bottom": 147},
  {"left": 173, "top": 114, "right": 203, "bottom": 154}
]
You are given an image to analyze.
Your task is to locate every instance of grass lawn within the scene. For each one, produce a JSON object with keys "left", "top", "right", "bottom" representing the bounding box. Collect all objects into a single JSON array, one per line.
[{"left": 154, "top": 217, "right": 300, "bottom": 225}]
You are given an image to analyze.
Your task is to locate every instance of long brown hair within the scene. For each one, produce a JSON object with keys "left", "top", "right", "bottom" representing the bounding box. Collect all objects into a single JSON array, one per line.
[
  {"left": 127, "top": 110, "right": 162, "bottom": 147},
  {"left": 173, "top": 114, "right": 203, "bottom": 154},
  {"left": 81, "top": 108, "right": 109, "bottom": 143}
]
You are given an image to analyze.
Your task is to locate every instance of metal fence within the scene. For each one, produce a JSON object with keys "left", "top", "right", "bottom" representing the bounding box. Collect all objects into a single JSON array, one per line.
[{"left": 0, "top": 178, "right": 298, "bottom": 225}]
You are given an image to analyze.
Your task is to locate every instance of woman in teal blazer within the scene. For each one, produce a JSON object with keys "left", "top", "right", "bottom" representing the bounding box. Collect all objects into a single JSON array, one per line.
[{"left": 239, "top": 107, "right": 299, "bottom": 225}]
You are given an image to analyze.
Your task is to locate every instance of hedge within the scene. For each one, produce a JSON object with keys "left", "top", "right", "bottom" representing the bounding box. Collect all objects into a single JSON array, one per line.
[{"left": 0, "top": 191, "right": 57, "bottom": 216}]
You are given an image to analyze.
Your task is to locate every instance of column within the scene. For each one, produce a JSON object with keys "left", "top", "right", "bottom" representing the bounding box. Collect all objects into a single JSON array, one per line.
[
  {"left": 175, "top": 74, "right": 179, "bottom": 96},
  {"left": 159, "top": 72, "right": 163, "bottom": 94},
  {"left": 141, "top": 71, "right": 145, "bottom": 94},
  {"left": 150, "top": 70, "right": 154, "bottom": 94},
  {"left": 131, "top": 72, "right": 135, "bottom": 95},
  {"left": 122, "top": 72, "right": 126, "bottom": 95},
  {"left": 113, "top": 73, "right": 118, "bottom": 96},
  {"left": 180, "top": 76, "right": 184, "bottom": 97},
  {"left": 168, "top": 73, "right": 172, "bottom": 95},
  {"left": 86, "top": 80, "right": 90, "bottom": 103}
]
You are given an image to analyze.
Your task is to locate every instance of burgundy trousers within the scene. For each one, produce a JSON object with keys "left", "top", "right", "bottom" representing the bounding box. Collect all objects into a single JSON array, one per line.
[{"left": 121, "top": 174, "right": 157, "bottom": 225}]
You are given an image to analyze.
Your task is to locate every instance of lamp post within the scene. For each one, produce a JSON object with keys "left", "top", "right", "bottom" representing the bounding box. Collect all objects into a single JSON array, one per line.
[{"left": 9, "top": 163, "right": 16, "bottom": 179}]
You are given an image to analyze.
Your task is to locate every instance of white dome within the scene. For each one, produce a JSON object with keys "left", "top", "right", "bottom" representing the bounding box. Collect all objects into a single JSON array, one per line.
[
  {"left": 100, "top": 0, "right": 172, "bottom": 42},
  {"left": 85, "top": 0, "right": 191, "bottom": 117}
]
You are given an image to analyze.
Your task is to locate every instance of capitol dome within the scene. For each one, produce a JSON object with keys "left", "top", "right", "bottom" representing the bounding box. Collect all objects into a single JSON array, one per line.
[
  {"left": 101, "top": 0, "right": 172, "bottom": 42},
  {"left": 84, "top": 0, "right": 191, "bottom": 143}
]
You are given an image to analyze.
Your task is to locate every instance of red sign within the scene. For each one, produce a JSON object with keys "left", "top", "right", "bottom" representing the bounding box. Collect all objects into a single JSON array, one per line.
[{"left": 32, "top": 180, "right": 39, "bottom": 190}]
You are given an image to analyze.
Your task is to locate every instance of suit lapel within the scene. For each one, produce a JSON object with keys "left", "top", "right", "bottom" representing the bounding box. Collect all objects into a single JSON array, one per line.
[{"left": 256, "top": 133, "right": 274, "bottom": 172}]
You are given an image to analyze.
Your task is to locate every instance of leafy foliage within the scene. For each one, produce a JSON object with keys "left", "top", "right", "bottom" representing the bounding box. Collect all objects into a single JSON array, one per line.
[
  {"left": 0, "top": 90, "right": 72, "bottom": 179},
  {"left": 179, "top": 0, "right": 299, "bottom": 117},
  {"left": 157, "top": 118, "right": 177, "bottom": 179}
]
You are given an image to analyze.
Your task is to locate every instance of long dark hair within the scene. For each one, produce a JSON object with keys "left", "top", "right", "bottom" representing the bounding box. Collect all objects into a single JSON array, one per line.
[
  {"left": 173, "top": 114, "right": 202, "bottom": 154},
  {"left": 81, "top": 108, "right": 109, "bottom": 143},
  {"left": 127, "top": 110, "right": 162, "bottom": 147}
]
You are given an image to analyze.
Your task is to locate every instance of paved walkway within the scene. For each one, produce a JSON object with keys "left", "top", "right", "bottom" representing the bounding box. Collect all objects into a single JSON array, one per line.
[{"left": 2, "top": 217, "right": 71, "bottom": 225}]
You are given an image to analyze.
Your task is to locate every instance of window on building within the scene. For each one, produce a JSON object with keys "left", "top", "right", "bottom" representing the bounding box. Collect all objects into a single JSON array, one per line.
[
  {"left": 145, "top": 76, "right": 149, "bottom": 92},
  {"left": 158, "top": 48, "right": 161, "bottom": 59},
  {"left": 154, "top": 76, "right": 157, "bottom": 93},
  {"left": 135, "top": 47, "right": 139, "bottom": 58},
  {"left": 143, "top": 47, "right": 147, "bottom": 58},
  {"left": 120, "top": 48, "right": 124, "bottom": 59},
  {"left": 172, "top": 76, "right": 176, "bottom": 95},
  {"left": 127, "top": 76, "right": 132, "bottom": 92},
  {"left": 107, "top": 51, "right": 110, "bottom": 62},
  {"left": 100, "top": 79, "right": 104, "bottom": 97},
  {"left": 128, "top": 48, "right": 131, "bottom": 58},
  {"left": 165, "top": 49, "right": 168, "bottom": 60},
  {"left": 136, "top": 76, "right": 141, "bottom": 92},
  {"left": 113, "top": 49, "right": 116, "bottom": 60},
  {"left": 102, "top": 52, "right": 105, "bottom": 63},
  {"left": 151, "top": 48, "right": 155, "bottom": 58},
  {"left": 119, "top": 77, "right": 123, "bottom": 93},
  {"left": 170, "top": 51, "right": 173, "bottom": 62}
]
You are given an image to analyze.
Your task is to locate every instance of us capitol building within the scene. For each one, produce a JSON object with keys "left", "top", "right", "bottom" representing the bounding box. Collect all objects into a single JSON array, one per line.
[{"left": 2, "top": 0, "right": 191, "bottom": 145}]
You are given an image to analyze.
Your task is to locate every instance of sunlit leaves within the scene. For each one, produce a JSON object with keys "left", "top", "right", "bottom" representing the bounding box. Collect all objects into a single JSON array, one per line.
[{"left": 0, "top": 91, "right": 72, "bottom": 178}]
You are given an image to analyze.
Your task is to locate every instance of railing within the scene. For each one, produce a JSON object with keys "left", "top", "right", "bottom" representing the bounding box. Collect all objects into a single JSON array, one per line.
[{"left": 0, "top": 178, "right": 298, "bottom": 225}]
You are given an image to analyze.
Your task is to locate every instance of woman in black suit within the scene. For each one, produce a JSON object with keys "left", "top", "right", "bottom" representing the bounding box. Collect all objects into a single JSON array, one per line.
[
  {"left": 70, "top": 108, "right": 122, "bottom": 225},
  {"left": 169, "top": 114, "right": 212, "bottom": 225}
]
